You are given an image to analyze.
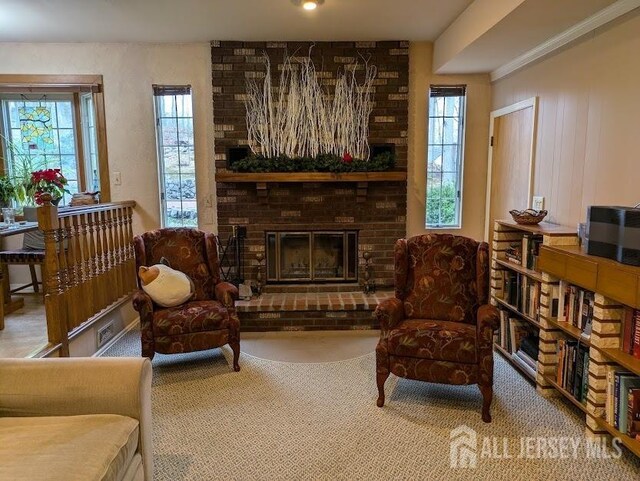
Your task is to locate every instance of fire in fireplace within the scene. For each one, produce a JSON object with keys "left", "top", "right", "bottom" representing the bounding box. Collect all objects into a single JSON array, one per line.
[{"left": 266, "top": 231, "right": 358, "bottom": 283}]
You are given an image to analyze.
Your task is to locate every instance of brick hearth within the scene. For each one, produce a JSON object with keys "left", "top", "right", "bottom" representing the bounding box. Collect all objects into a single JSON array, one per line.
[{"left": 237, "top": 291, "right": 392, "bottom": 331}]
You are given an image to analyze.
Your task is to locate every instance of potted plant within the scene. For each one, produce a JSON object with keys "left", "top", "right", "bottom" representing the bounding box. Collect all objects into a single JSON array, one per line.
[
  {"left": 21, "top": 169, "right": 70, "bottom": 222},
  {"left": 30, "top": 168, "right": 70, "bottom": 205},
  {"left": 0, "top": 175, "right": 15, "bottom": 208},
  {"left": 0, "top": 134, "right": 46, "bottom": 209}
]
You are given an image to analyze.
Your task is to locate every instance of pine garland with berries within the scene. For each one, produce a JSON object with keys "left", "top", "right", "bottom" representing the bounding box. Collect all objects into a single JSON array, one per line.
[{"left": 230, "top": 151, "right": 395, "bottom": 173}]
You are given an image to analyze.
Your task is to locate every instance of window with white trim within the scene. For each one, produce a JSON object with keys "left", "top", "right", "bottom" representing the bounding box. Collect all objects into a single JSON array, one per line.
[
  {"left": 426, "top": 85, "right": 466, "bottom": 228},
  {"left": 153, "top": 85, "right": 197, "bottom": 227}
]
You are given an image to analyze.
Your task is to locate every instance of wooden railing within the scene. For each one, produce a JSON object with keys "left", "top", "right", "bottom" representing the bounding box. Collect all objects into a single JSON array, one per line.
[{"left": 37, "top": 196, "right": 137, "bottom": 354}]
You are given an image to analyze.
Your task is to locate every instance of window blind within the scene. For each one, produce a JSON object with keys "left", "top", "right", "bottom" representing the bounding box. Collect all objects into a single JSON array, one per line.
[
  {"left": 429, "top": 85, "right": 466, "bottom": 97},
  {"left": 152, "top": 85, "right": 192, "bottom": 96}
]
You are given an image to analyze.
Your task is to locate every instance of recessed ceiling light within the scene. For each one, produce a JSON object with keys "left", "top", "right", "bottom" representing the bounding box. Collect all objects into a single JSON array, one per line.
[{"left": 291, "top": 0, "right": 325, "bottom": 10}]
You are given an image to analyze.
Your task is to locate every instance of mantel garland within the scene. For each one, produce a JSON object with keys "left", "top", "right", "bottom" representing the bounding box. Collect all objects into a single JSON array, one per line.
[{"left": 231, "top": 152, "right": 395, "bottom": 173}]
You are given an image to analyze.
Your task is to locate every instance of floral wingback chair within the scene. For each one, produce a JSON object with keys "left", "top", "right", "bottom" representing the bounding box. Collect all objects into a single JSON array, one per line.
[
  {"left": 132, "top": 228, "right": 240, "bottom": 371},
  {"left": 375, "top": 234, "right": 500, "bottom": 422}
]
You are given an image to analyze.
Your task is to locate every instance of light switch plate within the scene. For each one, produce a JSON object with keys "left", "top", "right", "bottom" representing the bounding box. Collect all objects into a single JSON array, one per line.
[
  {"left": 113, "top": 172, "right": 122, "bottom": 186},
  {"left": 532, "top": 196, "right": 545, "bottom": 210}
]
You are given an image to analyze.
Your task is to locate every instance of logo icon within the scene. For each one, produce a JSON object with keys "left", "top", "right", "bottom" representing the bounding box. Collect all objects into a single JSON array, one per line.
[{"left": 450, "top": 425, "right": 477, "bottom": 468}]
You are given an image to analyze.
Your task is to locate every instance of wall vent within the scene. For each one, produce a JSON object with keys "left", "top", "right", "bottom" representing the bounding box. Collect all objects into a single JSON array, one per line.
[{"left": 97, "top": 321, "right": 115, "bottom": 348}]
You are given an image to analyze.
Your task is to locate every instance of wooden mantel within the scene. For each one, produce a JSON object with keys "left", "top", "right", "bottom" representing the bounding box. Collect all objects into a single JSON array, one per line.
[{"left": 215, "top": 171, "right": 407, "bottom": 203}]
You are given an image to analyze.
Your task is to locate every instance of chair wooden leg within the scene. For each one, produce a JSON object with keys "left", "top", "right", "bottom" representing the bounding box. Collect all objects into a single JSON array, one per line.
[
  {"left": 141, "top": 346, "right": 155, "bottom": 360},
  {"left": 229, "top": 340, "right": 240, "bottom": 372},
  {"left": 479, "top": 384, "right": 493, "bottom": 423},
  {"left": 376, "top": 371, "right": 389, "bottom": 407},
  {"left": 29, "top": 264, "right": 39, "bottom": 293}
]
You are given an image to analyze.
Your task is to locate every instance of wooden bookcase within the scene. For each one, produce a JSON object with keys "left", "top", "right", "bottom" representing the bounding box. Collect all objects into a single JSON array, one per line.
[
  {"left": 490, "top": 220, "right": 577, "bottom": 383},
  {"left": 538, "top": 244, "right": 640, "bottom": 457}
]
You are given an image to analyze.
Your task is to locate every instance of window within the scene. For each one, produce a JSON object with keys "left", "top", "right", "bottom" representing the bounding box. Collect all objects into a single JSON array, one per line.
[
  {"left": 426, "top": 85, "right": 466, "bottom": 228},
  {"left": 80, "top": 93, "right": 100, "bottom": 192},
  {"left": 153, "top": 85, "right": 197, "bottom": 227},
  {"left": 0, "top": 91, "right": 102, "bottom": 205}
]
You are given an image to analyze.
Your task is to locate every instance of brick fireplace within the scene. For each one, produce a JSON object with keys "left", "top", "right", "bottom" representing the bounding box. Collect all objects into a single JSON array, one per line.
[{"left": 212, "top": 40, "right": 409, "bottom": 329}]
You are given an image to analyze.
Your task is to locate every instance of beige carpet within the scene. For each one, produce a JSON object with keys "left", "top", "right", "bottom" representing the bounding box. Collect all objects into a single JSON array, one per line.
[
  {"left": 240, "top": 329, "right": 379, "bottom": 362},
  {"left": 105, "top": 331, "right": 640, "bottom": 480}
]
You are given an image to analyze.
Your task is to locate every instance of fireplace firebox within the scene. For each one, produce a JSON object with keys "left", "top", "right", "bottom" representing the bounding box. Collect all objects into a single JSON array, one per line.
[{"left": 266, "top": 231, "right": 358, "bottom": 283}]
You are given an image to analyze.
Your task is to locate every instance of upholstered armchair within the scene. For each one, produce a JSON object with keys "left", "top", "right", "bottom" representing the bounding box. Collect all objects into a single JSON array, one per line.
[
  {"left": 132, "top": 228, "right": 240, "bottom": 371},
  {"left": 375, "top": 234, "right": 500, "bottom": 422}
]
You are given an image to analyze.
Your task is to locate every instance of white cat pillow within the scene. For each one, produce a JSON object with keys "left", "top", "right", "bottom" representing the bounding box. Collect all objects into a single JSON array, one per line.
[{"left": 138, "top": 264, "right": 195, "bottom": 307}]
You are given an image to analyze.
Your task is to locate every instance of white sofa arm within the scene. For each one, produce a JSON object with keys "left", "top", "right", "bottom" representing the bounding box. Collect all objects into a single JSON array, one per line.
[{"left": 0, "top": 357, "right": 153, "bottom": 481}]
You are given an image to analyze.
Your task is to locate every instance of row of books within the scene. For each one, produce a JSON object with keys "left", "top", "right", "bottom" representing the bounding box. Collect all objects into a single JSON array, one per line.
[
  {"left": 555, "top": 281, "right": 594, "bottom": 339},
  {"left": 605, "top": 367, "right": 640, "bottom": 438},
  {"left": 503, "top": 234, "right": 543, "bottom": 270},
  {"left": 498, "top": 310, "right": 539, "bottom": 378},
  {"left": 556, "top": 340, "right": 589, "bottom": 405},
  {"left": 621, "top": 307, "right": 640, "bottom": 360},
  {"left": 502, "top": 271, "right": 540, "bottom": 320}
]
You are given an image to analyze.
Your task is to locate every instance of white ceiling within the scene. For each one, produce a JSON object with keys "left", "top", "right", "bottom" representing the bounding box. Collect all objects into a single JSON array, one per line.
[
  {"left": 0, "top": 0, "right": 473, "bottom": 43},
  {"left": 0, "top": 0, "right": 627, "bottom": 74},
  {"left": 434, "top": 0, "right": 617, "bottom": 73}
]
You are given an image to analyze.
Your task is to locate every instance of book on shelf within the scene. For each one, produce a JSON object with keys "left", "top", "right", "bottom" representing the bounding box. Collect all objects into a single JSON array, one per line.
[
  {"left": 519, "top": 335, "right": 539, "bottom": 363},
  {"left": 620, "top": 307, "right": 640, "bottom": 360},
  {"left": 618, "top": 376, "right": 640, "bottom": 434},
  {"left": 499, "top": 310, "right": 508, "bottom": 350},
  {"left": 549, "top": 283, "right": 560, "bottom": 319},
  {"left": 555, "top": 340, "right": 589, "bottom": 405},
  {"left": 509, "top": 317, "right": 529, "bottom": 356},
  {"left": 501, "top": 270, "right": 541, "bottom": 321},
  {"left": 604, "top": 367, "right": 640, "bottom": 432},
  {"left": 515, "top": 349, "right": 537, "bottom": 370},
  {"left": 497, "top": 309, "right": 539, "bottom": 361},
  {"left": 555, "top": 280, "right": 594, "bottom": 340},
  {"left": 504, "top": 241, "right": 522, "bottom": 265},
  {"left": 511, "top": 351, "right": 537, "bottom": 379},
  {"left": 522, "top": 234, "right": 543, "bottom": 271},
  {"left": 629, "top": 388, "right": 640, "bottom": 437}
]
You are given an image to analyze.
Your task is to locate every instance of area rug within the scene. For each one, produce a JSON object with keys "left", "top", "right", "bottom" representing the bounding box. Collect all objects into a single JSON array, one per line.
[{"left": 105, "top": 331, "right": 640, "bottom": 480}]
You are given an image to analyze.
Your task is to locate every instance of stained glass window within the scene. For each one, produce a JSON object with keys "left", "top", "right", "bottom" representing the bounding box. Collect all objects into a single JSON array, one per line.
[{"left": 1, "top": 95, "right": 80, "bottom": 204}]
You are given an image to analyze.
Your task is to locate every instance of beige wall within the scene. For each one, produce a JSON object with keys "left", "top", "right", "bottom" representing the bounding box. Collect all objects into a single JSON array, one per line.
[
  {"left": 0, "top": 41, "right": 491, "bottom": 244},
  {"left": 407, "top": 41, "right": 492, "bottom": 240},
  {"left": 491, "top": 11, "right": 640, "bottom": 228},
  {"left": 0, "top": 42, "right": 215, "bottom": 235}
]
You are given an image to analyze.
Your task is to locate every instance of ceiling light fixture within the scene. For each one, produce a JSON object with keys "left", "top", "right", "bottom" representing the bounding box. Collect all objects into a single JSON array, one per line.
[{"left": 292, "top": 0, "right": 324, "bottom": 11}]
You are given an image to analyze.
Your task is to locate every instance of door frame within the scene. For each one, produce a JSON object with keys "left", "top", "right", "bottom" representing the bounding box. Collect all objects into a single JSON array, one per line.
[{"left": 483, "top": 96, "right": 538, "bottom": 241}]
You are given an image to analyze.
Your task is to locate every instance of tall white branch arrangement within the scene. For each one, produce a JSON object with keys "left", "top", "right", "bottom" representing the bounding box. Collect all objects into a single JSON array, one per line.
[{"left": 245, "top": 51, "right": 377, "bottom": 160}]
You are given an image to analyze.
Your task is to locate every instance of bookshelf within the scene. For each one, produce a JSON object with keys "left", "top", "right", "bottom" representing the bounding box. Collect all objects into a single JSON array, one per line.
[
  {"left": 492, "top": 295, "right": 541, "bottom": 329},
  {"left": 542, "top": 373, "right": 589, "bottom": 414},
  {"left": 495, "top": 343, "right": 536, "bottom": 381},
  {"left": 538, "top": 243, "right": 640, "bottom": 457},
  {"left": 490, "top": 219, "right": 577, "bottom": 389},
  {"left": 495, "top": 258, "right": 545, "bottom": 283}
]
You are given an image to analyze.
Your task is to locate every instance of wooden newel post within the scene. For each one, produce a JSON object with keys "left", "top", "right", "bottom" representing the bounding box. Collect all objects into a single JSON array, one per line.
[{"left": 37, "top": 193, "right": 68, "bottom": 354}]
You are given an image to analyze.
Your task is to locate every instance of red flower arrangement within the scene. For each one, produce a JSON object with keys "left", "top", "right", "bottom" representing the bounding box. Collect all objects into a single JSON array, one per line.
[
  {"left": 30, "top": 169, "right": 70, "bottom": 205},
  {"left": 342, "top": 151, "right": 353, "bottom": 163}
]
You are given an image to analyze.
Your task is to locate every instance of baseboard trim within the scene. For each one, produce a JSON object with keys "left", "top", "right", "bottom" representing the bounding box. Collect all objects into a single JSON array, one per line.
[{"left": 94, "top": 317, "right": 140, "bottom": 357}]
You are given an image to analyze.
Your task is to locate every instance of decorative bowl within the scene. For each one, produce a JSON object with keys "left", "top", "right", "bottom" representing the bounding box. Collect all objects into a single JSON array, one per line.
[{"left": 509, "top": 209, "right": 548, "bottom": 225}]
